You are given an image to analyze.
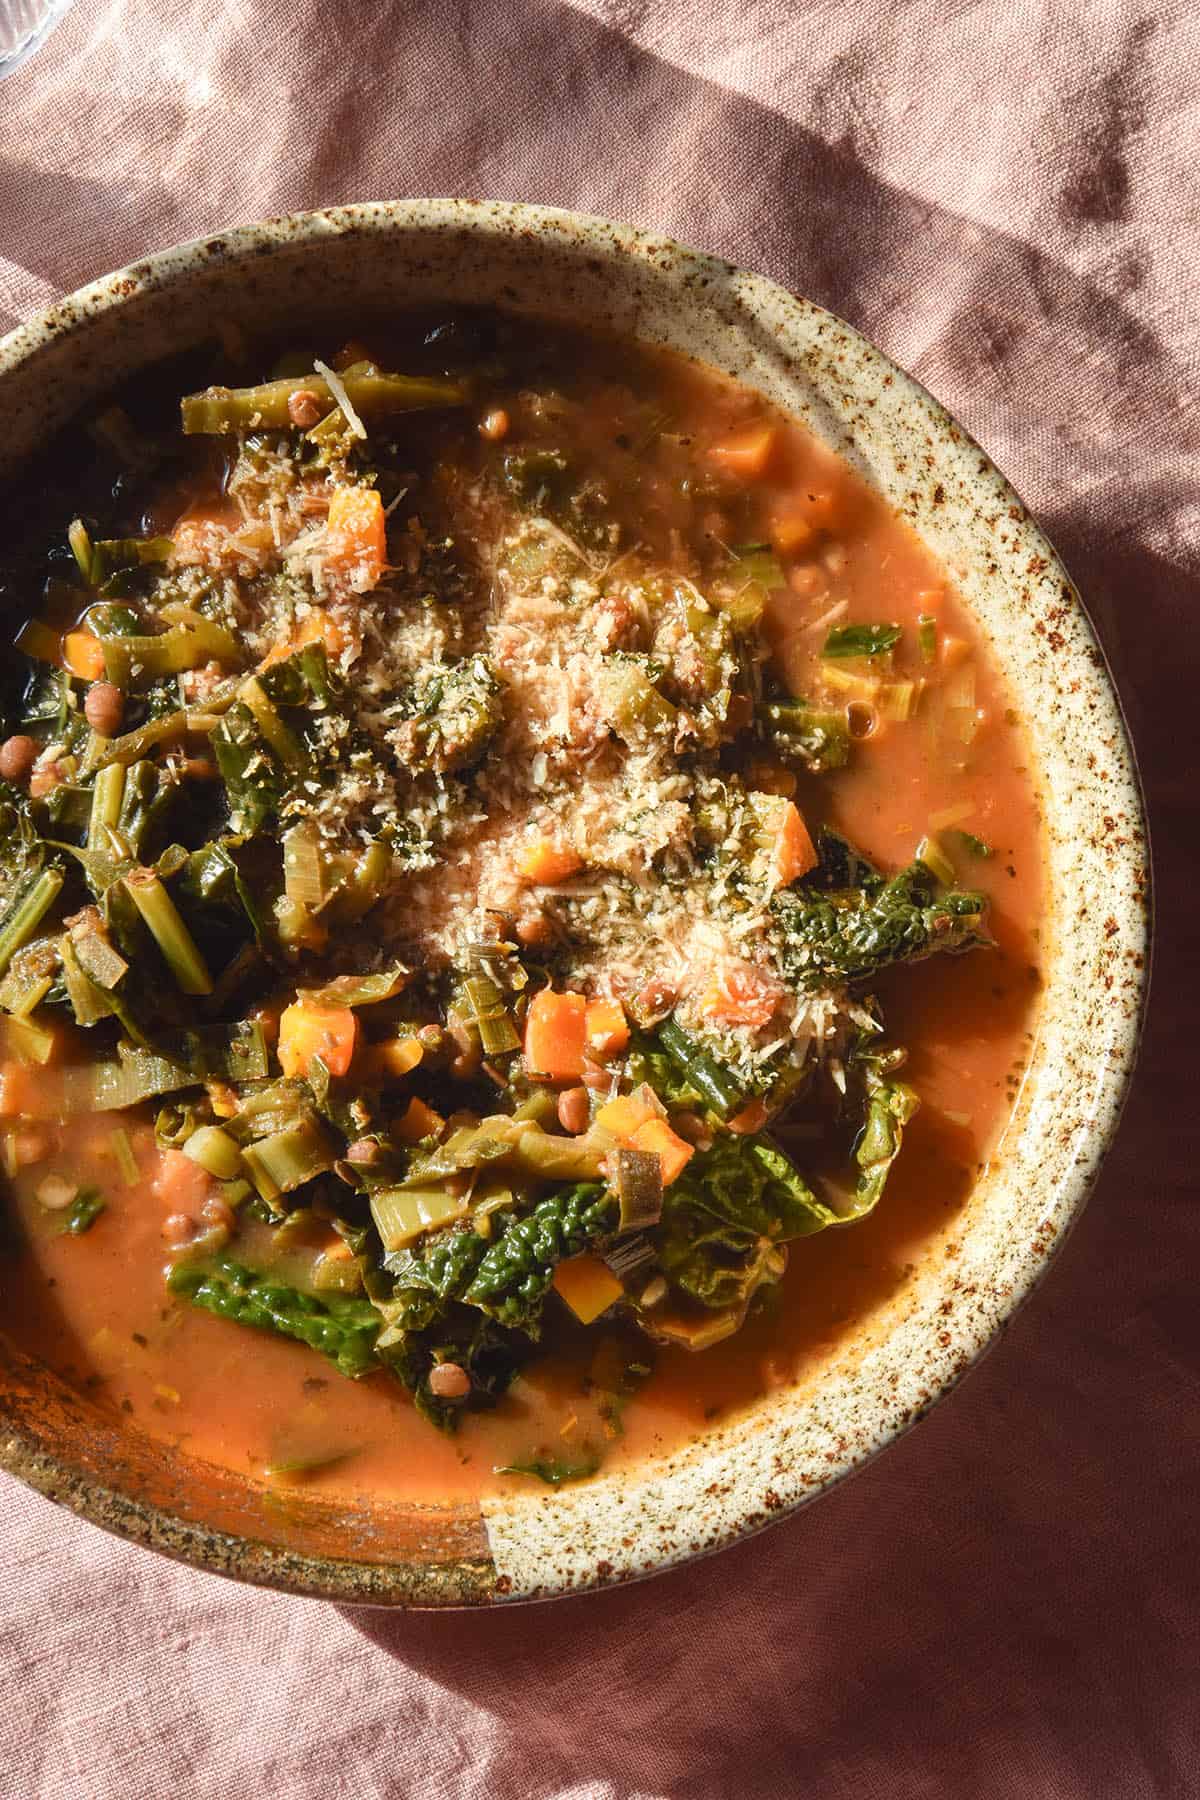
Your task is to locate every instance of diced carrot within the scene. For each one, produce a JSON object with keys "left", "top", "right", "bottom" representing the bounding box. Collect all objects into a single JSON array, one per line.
[
  {"left": 630, "top": 1117, "right": 695, "bottom": 1186},
  {"left": 62, "top": 631, "right": 106, "bottom": 682},
  {"left": 940, "top": 634, "right": 971, "bottom": 668},
  {"left": 367, "top": 1035, "right": 425, "bottom": 1081},
  {"left": 709, "top": 424, "right": 777, "bottom": 480},
  {"left": 523, "top": 989, "right": 588, "bottom": 1082},
  {"left": 770, "top": 799, "right": 818, "bottom": 887},
  {"left": 517, "top": 838, "right": 583, "bottom": 885},
  {"left": 770, "top": 512, "right": 817, "bottom": 555},
  {"left": 700, "top": 966, "right": 782, "bottom": 1029},
  {"left": 584, "top": 998, "right": 629, "bottom": 1059},
  {"left": 153, "top": 1146, "right": 213, "bottom": 1212},
  {"left": 325, "top": 486, "right": 386, "bottom": 589},
  {"left": 394, "top": 1096, "right": 444, "bottom": 1145},
  {"left": 322, "top": 1234, "right": 356, "bottom": 1262},
  {"left": 552, "top": 1254, "right": 624, "bottom": 1325},
  {"left": 277, "top": 1001, "right": 358, "bottom": 1079},
  {"left": 595, "top": 1089, "right": 659, "bottom": 1140},
  {"left": 727, "top": 1097, "right": 770, "bottom": 1136}
]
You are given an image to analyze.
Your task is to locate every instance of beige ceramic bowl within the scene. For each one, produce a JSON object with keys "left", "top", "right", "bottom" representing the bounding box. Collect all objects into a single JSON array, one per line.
[{"left": 0, "top": 201, "right": 1149, "bottom": 1605}]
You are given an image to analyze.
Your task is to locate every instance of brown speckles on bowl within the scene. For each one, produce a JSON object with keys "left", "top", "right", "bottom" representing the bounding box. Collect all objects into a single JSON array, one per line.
[{"left": 0, "top": 201, "right": 1149, "bottom": 1607}]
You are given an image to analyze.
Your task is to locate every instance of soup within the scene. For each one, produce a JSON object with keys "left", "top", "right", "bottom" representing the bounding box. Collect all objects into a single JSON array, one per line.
[{"left": 0, "top": 315, "right": 1040, "bottom": 1503}]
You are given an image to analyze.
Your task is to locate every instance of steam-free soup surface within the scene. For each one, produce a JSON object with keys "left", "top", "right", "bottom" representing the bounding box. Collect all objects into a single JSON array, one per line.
[{"left": 0, "top": 316, "right": 1040, "bottom": 1504}]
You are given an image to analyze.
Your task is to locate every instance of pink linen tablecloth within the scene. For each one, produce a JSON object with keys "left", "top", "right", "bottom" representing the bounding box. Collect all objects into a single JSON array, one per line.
[{"left": 1, "top": 4, "right": 1197, "bottom": 1795}]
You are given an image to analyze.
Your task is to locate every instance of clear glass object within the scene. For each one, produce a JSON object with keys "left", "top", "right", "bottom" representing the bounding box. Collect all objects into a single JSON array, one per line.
[{"left": 0, "top": 0, "right": 74, "bottom": 79}]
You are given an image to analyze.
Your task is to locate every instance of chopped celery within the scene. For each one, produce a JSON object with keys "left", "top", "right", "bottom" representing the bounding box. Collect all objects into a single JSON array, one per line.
[
  {"left": 756, "top": 699, "right": 850, "bottom": 772},
  {"left": 60, "top": 1050, "right": 196, "bottom": 1113},
  {"left": 282, "top": 822, "right": 327, "bottom": 910},
  {"left": 101, "top": 610, "right": 240, "bottom": 689},
  {"left": 878, "top": 680, "right": 919, "bottom": 722},
  {"left": 915, "top": 834, "right": 956, "bottom": 887},
  {"left": 0, "top": 1012, "right": 56, "bottom": 1065},
  {"left": 182, "top": 1125, "right": 245, "bottom": 1180},
  {"left": 600, "top": 660, "right": 677, "bottom": 738},
  {"left": 241, "top": 1119, "right": 337, "bottom": 1202},
  {"left": 122, "top": 870, "right": 213, "bottom": 994},
  {"left": 459, "top": 972, "right": 520, "bottom": 1056},
  {"left": 240, "top": 677, "right": 305, "bottom": 767},
  {"left": 298, "top": 965, "right": 409, "bottom": 1009},
  {"left": 0, "top": 868, "right": 64, "bottom": 977},
  {"left": 370, "top": 1185, "right": 470, "bottom": 1252},
  {"left": 109, "top": 1128, "right": 141, "bottom": 1186},
  {"left": 181, "top": 371, "right": 469, "bottom": 434},
  {"left": 88, "top": 763, "right": 126, "bottom": 848}
]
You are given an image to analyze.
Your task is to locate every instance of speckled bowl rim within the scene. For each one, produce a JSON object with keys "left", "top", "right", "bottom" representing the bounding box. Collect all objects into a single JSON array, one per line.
[{"left": 0, "top": 201, "right": 1149, "bottom": 1606}]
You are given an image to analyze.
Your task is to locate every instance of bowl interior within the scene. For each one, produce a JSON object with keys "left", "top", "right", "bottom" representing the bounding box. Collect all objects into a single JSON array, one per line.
[{"left": 0, "top": 202, "right": 1149, "bottom": 1604}]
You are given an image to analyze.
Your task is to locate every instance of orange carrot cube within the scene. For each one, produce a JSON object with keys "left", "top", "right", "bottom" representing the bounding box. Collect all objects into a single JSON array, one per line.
[
  {"left": 709, "top": 424, "right": 777, "bottom": 479},
  {"left": 770, "top": 799, "right": 818, "bottom": 887},
  {"left": 394, "top": 1097, "right": 445, "bottom": 1145},
  {"left": 277, "top": 1002, "right": 358, "bottom": 1079},
  {"left": 552, "top": 1254, "right": 624, "bottom": 1324},
  {"left": 630, "top": 1117, "right": 695, "bottom": 1186},
  {"left": 584, "top": 998, "right": 629, "bottom": 1059},
  {"left": 595, "top": 1089, "right": 659, "bottom": 1140},
  {"left": 62, "top": 631, "right": 107, "bottom": 682},
  {"left": 325, "top": 486, "right": 386, "bottom": 589},
  {"left": 517, "top": 838, "right": 584, "bottom": 885},
  {"left": 523, "top": 989, "right": 588, "bottom": 1081}
]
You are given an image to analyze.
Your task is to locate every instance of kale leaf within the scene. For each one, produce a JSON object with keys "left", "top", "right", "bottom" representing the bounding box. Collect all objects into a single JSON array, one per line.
[
  {"left": 375, "top": 1184, "right": 618, "bottom": 1427},
  {"left": 845, "top": 1057, "right": 920, "bottom": 1218},
  {"left": 770, "top": 859, "right": 988, "bottom": 990},
  {"left": 168, "top": 1258, "right": 381, "bottom": 1378},
  {"left": 464, "top": 1183, "right": 617, "bottom": 1329},
  {"left": 653, "top": 1136, "right": 836, "bottom": 1313}
]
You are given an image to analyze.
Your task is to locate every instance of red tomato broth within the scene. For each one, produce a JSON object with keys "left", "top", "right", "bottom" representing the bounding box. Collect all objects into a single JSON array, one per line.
[{"left": 0, "top": 325, "right": 1042, "bottom": 1508}]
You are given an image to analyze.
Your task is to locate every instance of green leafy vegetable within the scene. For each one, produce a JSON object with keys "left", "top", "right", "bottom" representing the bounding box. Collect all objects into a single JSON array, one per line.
[
  {"left": 653, "top": 1136, "right": 834, "bottom": 1313},
  {"left": 57, "top": 1187, "right": 106, "bottom": 1235},
  {"left": 756, "top": 699, "right": 850, "bottom": 772},
  {"left": 496, "top": 1449, "right": 601, "bottom": 1485},
  {"left": 464, "top": 1185, "right": 617, "bottom": 1330},
  {"left": 771, "top": 860, "right": 988, "bottom": 989},
  {"left": 168, "top": 1259, "right": 380, "bottom": 1378},
  {"left": 822, "top": 622, "right": 902, "bottom": 660},
  {"left": 652, "top": 1017, "right": 744, "bottom": 1119},
  {"left": 848, "top": 1064, "right": 920, "bottom": 1217}
]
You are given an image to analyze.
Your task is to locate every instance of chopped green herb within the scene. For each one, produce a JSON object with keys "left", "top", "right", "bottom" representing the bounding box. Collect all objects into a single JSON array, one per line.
[{"left": 822, "top": 622, "right": 902, "bottom": 660}]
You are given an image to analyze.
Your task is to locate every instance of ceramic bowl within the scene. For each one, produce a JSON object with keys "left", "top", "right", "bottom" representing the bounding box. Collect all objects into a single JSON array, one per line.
[{"left": 0, "top": 201, "right": 1149, "bottom": 1605}]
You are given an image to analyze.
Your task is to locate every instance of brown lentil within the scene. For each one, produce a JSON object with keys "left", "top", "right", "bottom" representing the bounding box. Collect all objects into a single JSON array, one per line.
[
  {"left": 0, "top": 735, "right": 37, "bottom": 783},
  {"left": 288, "top": 389, "right": 324, "bottom": 429},
  {"left": 84, "top": 682, "right": 124, "bottom": 736},
  {"left": 428, "top": 1361, "right": 472, "bottom": 1399},
  {"left": 556, "top": 1086, "right": 590, "bottom": 1135}
]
